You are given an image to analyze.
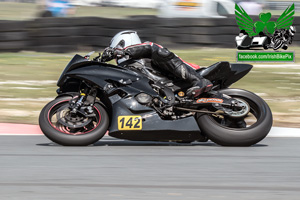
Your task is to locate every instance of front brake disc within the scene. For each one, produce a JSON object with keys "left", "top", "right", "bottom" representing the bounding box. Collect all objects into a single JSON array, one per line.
[{"left": 56, "top": 107, "right": 92, "bottom": 129}]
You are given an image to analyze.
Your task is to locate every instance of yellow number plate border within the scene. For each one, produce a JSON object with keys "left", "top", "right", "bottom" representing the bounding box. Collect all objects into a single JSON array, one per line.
[{"left": 118, "top": 116, "right": 142, "bottom": 131}]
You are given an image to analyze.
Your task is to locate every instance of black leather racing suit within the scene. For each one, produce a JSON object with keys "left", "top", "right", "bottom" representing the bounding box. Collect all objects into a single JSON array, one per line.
[{"left": 113, "top": 42, "right": 212, "bottom": 96}]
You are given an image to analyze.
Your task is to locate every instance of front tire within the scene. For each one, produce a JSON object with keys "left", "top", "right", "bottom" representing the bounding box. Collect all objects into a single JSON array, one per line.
[
  {"left": 39, "top": 96, "right": 109, "bottom": 146},
  {"left": 197, "top": 89, "right": 272, "bottom": 146}
]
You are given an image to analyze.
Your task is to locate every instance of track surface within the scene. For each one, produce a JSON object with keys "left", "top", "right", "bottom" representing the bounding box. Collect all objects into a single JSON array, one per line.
[{"left": 0, "top": 135, "right": 300, "bottom": 200}]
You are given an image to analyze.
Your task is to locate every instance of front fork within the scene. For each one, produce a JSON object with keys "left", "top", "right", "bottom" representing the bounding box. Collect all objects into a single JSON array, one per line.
[{"left": 69, "top": 86, "right": 97, "bottom": 117}]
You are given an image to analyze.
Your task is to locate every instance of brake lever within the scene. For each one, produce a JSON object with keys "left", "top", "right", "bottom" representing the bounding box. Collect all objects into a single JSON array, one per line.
[{"left": 93, "top": 53, "right": 101, "bottom": 62}]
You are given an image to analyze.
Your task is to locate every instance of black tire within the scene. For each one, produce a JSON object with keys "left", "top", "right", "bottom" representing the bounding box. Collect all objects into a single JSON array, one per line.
[
  {"left": 196, "top": 89, "right": 273, "bottom": 146},
  {"left": 282, "top": 45, "right": 288, "bottom": 50},
  {"left": 39, "top": 96, "right": 109, "bottom": 146}
]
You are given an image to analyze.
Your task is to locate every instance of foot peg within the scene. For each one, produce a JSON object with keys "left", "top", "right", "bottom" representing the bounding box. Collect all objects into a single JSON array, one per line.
[{"left": 187, "top": 84, "right": 213, "bottom": 98}]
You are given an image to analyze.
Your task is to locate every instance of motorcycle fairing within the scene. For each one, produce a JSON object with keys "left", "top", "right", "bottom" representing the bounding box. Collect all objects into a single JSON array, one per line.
[
  {"left": 57, "top": 54, "right": 141, "bottom": 87},
  {"left": 108, "top": 96, "right": 203, "bottom": 141},
  {"left": 198, "top": 62, "right": 252, "bottom": 89},
  {"left": 225, "top": 63, "right": 252, "bottom": 87}
]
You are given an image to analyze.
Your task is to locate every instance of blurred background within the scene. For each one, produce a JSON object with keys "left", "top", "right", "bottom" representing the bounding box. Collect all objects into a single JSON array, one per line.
[{"left": 0, "top": 0, "right": 299, "bottom": 128}]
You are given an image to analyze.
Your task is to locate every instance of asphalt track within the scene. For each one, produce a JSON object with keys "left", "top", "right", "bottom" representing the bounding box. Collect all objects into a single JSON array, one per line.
[{"left": 0, "top": 125, "right": 300, "bottom": 200}]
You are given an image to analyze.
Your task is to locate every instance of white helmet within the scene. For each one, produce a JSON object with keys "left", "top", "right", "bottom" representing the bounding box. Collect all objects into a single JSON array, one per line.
[{"left": 109, "top": 30, "right": 141, "bottom": 49}]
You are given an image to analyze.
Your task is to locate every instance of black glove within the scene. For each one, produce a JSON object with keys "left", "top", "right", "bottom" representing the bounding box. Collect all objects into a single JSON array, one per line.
[
  {"left": 101, "top": 47, "right": 125, "bottom": 62},
  {"left": 114, "top": 48, "right": 125, "bottom": 58},
  {"left": 101, "top": 47, "right": 115, "bottom": 62}
]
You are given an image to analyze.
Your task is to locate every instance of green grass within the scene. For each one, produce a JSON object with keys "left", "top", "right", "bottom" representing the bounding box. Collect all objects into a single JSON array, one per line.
[
  {"left": 0, "top": 2, "right": 38, "bottom": 20},
  {"left": 0, "top": 48, "right": 300, "bottom": 126}
]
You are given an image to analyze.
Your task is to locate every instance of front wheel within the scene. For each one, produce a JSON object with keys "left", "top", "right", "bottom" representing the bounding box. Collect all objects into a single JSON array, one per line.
[
  {"left": 196, "top": 89, "right": 272, "bottom": 146},
  {"left": 39, "top": 96, "right": 109, "bottom": 146}
]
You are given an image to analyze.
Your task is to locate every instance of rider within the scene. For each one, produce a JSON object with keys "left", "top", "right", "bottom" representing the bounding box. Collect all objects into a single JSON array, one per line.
[{"left": 102, "top": 30, "right": 213, "bottom": 97}]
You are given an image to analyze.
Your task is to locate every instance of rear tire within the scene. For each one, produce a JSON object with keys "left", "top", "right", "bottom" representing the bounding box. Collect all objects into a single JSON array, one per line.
[
  {"left": 39, "top": 96, "right": 109, "bottom": 146},
  {"left": 197, "top": 89, "right": 272, "bottom": 146}
]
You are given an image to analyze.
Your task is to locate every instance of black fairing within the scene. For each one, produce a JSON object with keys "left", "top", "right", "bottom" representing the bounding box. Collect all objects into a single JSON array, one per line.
[
  {"left": 57, "top": 54, "right": 142, "bottom": 88},
  {"left": 57, "top": 55, "right": 148, "bottom": 95},
  {"left": 108, "top": 96, "right": 203, "bottom": 141},
  {"left": 57, "top": 54, "right": 89, "bottom": 87},
  {"left": 225, "top": 63, "right": 253, "bottom": 87},
  {"left": 198, "top": 61, "right": 252, "bottom": 89}
]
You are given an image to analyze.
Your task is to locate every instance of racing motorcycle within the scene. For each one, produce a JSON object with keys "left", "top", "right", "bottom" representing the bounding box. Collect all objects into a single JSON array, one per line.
[
  {"left": 39, "top": 51, "right": 273, "bottom": 146},
  {"left": 269, "top": 26, "right": 296, "bottom": 50}
]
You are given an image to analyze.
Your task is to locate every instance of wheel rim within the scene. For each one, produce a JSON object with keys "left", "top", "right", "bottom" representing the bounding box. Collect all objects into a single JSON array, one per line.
[
  {"left": 209, "top": 96, "right": 263, "bottom": 130},
  {"left": 47, "top": 99, "right": 101, "bottom": 135}
]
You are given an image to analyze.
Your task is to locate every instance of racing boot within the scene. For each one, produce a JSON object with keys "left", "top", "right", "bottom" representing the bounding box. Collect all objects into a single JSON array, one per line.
[
  {"left": 160, "top": 55, "right": 213, "bottom": 98},
  {"left": 186, "top": 78, "right": 213, "bottom": 98}
]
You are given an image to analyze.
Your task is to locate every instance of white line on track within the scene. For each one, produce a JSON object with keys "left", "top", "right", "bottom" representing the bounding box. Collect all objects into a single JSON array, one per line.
[{"left": 268, "top": 127, "right": 300, "bottom": 137}]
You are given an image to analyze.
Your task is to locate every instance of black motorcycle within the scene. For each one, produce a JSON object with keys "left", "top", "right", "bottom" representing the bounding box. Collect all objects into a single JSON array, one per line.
[
  {"left": 270, "top": 27, "right": 296, "bottom": 50},
  {"left": 39, "top": 51, "right": 273, "bottom": 146}
]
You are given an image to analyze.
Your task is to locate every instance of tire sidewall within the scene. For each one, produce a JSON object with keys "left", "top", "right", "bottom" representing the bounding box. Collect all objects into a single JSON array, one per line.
[
  {"left": 197, "top": 89, "right": 273, "bottom": 146},
  {"left": 39, "top": 96, "right": 109, "bottom": 146}
]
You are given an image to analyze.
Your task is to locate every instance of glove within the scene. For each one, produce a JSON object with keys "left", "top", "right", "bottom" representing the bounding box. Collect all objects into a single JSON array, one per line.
[
  {"left": 114, "top": 48, "right": 125, "bottom": 58},
  {"left": 101, "top": 47, "right": 125, "bottom": 62},
  {"left": 101, "top": 47, "right": 115, "bottom": 62}
]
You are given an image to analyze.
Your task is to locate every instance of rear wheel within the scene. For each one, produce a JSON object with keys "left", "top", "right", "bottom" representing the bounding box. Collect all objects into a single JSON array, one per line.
[
  {"left": 196, "top": 89, "right": 272, "bottom": 146},
  {"left": 39, "top": 96, "right": 109, "bottom": 146}
]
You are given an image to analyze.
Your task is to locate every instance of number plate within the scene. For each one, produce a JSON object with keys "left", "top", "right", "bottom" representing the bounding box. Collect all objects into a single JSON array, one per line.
[{"left": 118, "top": 116, "right": 142, "bottom": 130}]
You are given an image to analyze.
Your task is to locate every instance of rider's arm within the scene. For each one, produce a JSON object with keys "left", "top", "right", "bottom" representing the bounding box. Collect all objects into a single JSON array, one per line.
[{"left": 123, "top": 42, "right": 155, "bottom": 59}]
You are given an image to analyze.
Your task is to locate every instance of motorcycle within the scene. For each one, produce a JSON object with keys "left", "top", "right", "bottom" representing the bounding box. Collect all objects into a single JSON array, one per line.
[
  {"left": 39, "top": 51, "right": 273, "bottom": 146},
  {"left": 269, "top": 27, "right": 296, "bottom": 50}
]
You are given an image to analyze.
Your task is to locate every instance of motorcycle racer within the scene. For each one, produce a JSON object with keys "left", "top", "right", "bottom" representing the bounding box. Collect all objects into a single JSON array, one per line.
[
  {"left": 102, "top": 30, "right": 213, "bottom": 98},
  {"left": 271, "top": 26, "right": 296, "bottom": 50}
]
